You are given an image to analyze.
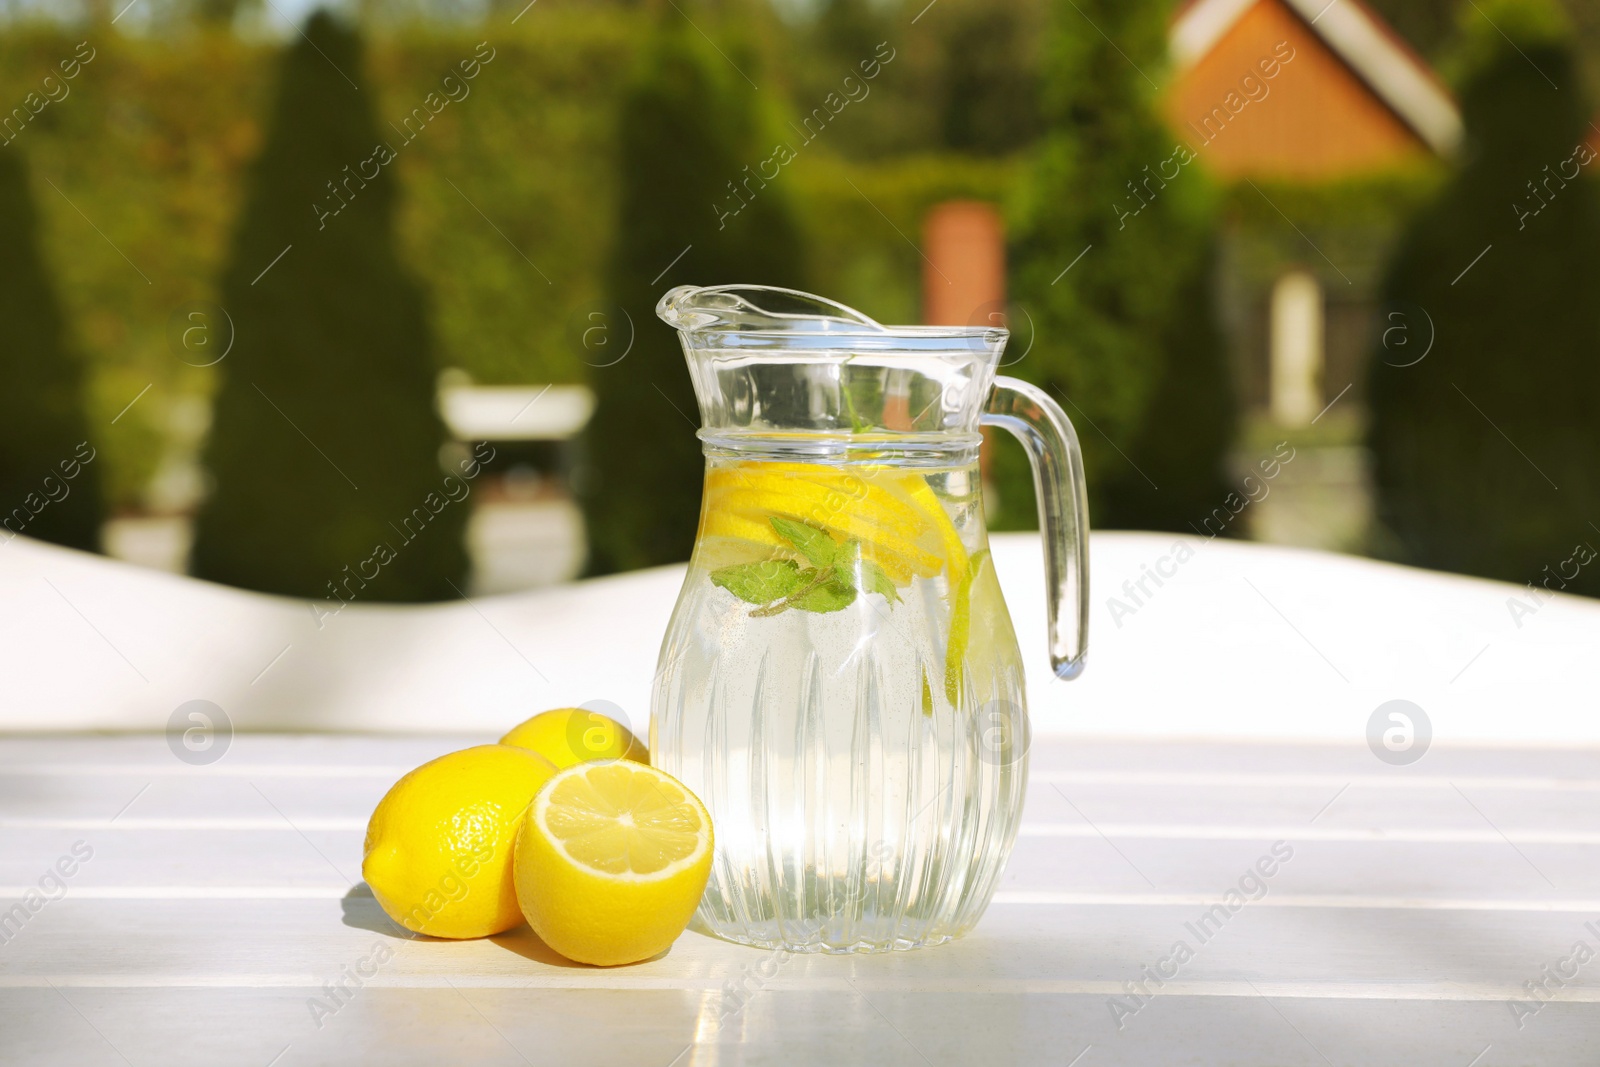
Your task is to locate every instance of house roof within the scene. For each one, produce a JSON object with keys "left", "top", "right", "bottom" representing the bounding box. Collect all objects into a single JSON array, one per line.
[{"left": 1171, "top": 0, "right": 1462, "bottom": 156}]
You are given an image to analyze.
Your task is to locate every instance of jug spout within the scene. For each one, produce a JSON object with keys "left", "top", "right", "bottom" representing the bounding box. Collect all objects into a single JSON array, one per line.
[
  {"left": 656, "top": 284, "right": 1009, "bottom": 447},
  {"left": 656, "top": 284, "right": 888, "bottom": 335}
]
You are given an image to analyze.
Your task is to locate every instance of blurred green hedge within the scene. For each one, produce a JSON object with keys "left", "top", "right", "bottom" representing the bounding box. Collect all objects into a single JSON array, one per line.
[{"left": 0, "top": 10, "right": 1024, "bottom": 515}]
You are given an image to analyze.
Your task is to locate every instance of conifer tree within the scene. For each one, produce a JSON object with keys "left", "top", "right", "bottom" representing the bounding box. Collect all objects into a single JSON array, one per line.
[
  {"left": 0, "top": 146, "right": 103, "bottom": 552},
  {"left": 1369, "top": 1, "right": 1600, "bottom": 593},
  {"left": 582, "top": 21, "right": 807, "bottom": 574},
  {"left": 1003, "top": 0, "right": 1233, "bottom": 532},
  {"left": 191, "top": 11, "right": 465, "bottom": 600}
]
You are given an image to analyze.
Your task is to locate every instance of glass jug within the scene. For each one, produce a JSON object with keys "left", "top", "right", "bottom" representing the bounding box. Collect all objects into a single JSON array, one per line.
[{"left": 650, "top": 284, "right": 1088, "bottom": 953}]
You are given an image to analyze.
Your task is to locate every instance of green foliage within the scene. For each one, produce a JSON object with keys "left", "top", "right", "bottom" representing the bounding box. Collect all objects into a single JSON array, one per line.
[
  {"left": 0, "top": 144, "right": 103, "bottom": 550},
  {"left": 1218, "top": 170, "right": 1440, "bottom": 297},
  {"left": 1440, "top": 0, "right": 1571, "bottom": 84},
  {"left": 789, "top": 0, "right": 1046, "bottom": 161},
  {"left": 190, "top": 12, "right": 466, "bottom": 600},
  {"left": 1368, "top": 5, "right": 1600, "bottom": 592},
  {"left": 191, "top": 0, "right": 259, "bottom": 25},
  {"left": 1363, "top": 0, "right": 1466, "bottom": 63},
  {"left": 0, "top": 15, "right": 1028, "bottom": 522},
  {"left": 374, "top": 13, "right": 639, "bottom": 387},
  {"left": 1097, "top": 242, "right": 1236, "bottom": 532},
  {"left": 0, "top": 28, "right": 273, "bottom": 512},
  {"left": 0, "top": 20, "right": 642, "bottom": 511},
  {"left": 787, "top": 0, "right": 936, "bottom": 159},
  {"left": 581, "top": 20, "right": 807, "bottom": 575},
  {"left": 935, "top": 0, "right": 1045, "bottom": 156},
  {"left": 1002, "top": 0, "right": 1232, "bottom": 531},
  {"left": 793, "top": 152, "right": 1019, "bottom": 325}
]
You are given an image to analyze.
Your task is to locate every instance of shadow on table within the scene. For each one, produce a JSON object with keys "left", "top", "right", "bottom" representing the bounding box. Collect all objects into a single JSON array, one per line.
[
  {"left": 341, "top": 882, "right": 410, "bottom": 938},
  {"left": 339, "top": 882, "right": 588, "bottom": 967},
  {"left": 489, "top": 925, "right": 592, "bottom": 968}
]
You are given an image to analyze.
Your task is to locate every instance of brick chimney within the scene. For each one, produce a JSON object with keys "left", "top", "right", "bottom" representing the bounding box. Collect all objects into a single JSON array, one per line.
[
  {"left": 923, "top": 201, "right": 1006, "bottom": 483},
  {"left": 922, "top": 201, "right": 1005, "bottom": 327}
]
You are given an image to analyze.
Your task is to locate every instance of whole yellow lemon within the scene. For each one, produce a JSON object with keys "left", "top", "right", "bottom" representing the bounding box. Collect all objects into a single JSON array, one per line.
[
  {"left": 363, "top": 744, "right": 557, "bottom": 939},
  {"left": 499, "top": 707, "right": 649, "bottom": 768}
]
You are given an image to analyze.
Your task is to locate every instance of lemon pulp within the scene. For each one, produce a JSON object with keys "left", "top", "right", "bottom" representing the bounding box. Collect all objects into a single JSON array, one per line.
[
  {"left": 540, "top": 761, "right": 707, "bottom": 877},
  {"left": 514, "top": 761, "right": 713, "bottom": 966}
]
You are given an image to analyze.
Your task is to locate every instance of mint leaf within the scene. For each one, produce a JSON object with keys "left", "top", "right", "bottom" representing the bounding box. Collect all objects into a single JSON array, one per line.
[
  {"left": 710, "top": 559, "right": 804, "bottom": 606},
  {"left": 770, "top": 516, "right": 840, "bottom": 568},
  {"left": 791, "top": 573, "right": 856, "bottom": 614},
  {"left": 835, "top": 539, "right": 861, "bottom": 583},
  {"left": 836, "top": 539, "right": 900, "bottom": 606},
  {"left": 747, "top": 564, "right": 855, "bottom": 617},
  {"left": 727, "top": 531, "right": 886, "bottom": 618},
  {"left": 860, "top": 560, "right": 901, "bottom": 604},
  {"left": 841, "top": 382, "right": 872, "bottom": 434}
]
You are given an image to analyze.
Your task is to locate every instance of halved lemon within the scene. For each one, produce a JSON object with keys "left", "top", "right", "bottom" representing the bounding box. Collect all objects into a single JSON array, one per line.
[{"left": 513, "top": 760, "right": 713, "bottom": 966}]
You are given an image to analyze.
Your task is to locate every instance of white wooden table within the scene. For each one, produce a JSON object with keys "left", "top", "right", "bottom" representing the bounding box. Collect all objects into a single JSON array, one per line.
[
  {"left": 2, "top": 733, "right": 1597, "bottom": 1065},
  {"left": 2, "top": 532, "right": 1599, "bottom": 1063}
]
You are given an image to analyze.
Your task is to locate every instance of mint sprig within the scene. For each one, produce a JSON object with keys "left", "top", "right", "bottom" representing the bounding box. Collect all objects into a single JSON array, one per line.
[
  {"left": 707, "top": 517, "right": 902, "bottom": 617},
  {"left": 756, "top": 566, "right": 855, "bottom": 617}
]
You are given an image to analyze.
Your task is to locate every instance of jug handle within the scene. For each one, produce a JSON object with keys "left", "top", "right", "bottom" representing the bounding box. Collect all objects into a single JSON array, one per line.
[{"left": 981, "top": 377, "right": 1089, "bottom": 680}]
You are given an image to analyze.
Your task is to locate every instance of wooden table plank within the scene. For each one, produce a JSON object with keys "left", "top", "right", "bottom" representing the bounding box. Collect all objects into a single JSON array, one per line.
[
  {"left": 3, "top": 830, "right": 1598, "bottom": 908},
  {"left": 5, "top": 766, "right": 1600, "bottom": 835},
  {"left": 5, "top": 897, "right": 1600, "bottom": 996},
  {"left": 2, "top": 734, "right": 1597, "bottom": 1065},
  {"left": 8, "top": 733, "right": 1600, "bottom": 776},
  {"left": 3, "top": 986, "right": 1597, "bottom": 1067}
]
